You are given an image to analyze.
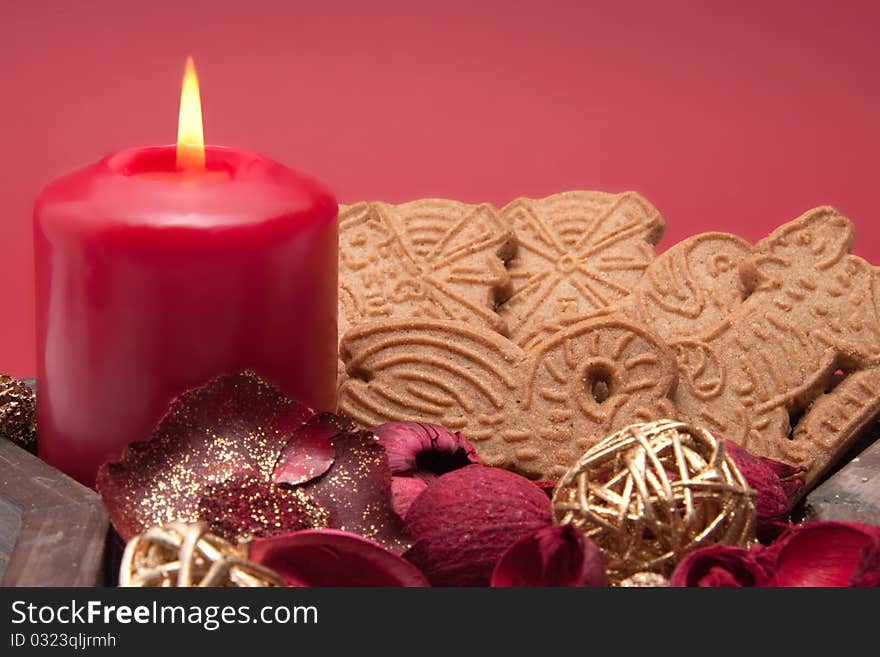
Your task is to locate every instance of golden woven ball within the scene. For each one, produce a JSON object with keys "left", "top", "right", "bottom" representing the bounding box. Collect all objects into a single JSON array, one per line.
[
  {"left": 119, "top": 521, "right": 284, "bottom": 587},
  {"left": 552, "top": 419, "right": 756, "bottom": 583},
  {"left": 618, "top": 572, "right": 669, "bottom": 587}
]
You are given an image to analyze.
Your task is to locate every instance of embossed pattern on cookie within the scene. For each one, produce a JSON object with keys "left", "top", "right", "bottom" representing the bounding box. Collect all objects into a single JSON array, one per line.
[
  {"left": 338, "top": 199, "right": 515, "bottom": 340},
  {"left": 340, "top": 319, "right": 521, "bottom": 436},
  {"left": 499, "top": 191, "right": 664, "bottom": 349},
  {"left": 631, "top": 232, "right": 751, "bottom": 341},
  {"left": 339, "top": 316, "right": 679, "bottom": 481},
  {"left": 636, "top": 208, "right": 880, "bottom": 483},
  {"left": 338, "top": 193, "right": 880, "bottom": 487}
]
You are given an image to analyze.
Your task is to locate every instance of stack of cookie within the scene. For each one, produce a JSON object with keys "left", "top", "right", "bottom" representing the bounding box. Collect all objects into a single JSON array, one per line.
[{"left": 337, "top": 192, "right": 880, "bottom": 485}]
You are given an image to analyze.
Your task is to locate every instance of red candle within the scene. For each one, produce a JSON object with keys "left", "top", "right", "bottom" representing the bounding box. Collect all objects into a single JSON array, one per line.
[{"left": 34, "top": 60, "right": 338, "bottom": 486}]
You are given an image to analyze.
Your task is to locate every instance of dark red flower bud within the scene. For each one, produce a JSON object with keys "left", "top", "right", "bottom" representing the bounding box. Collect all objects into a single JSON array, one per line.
[
  {"left": 723, "top": 439, "right": 806, "bottom": 537},
  {"left": 491, "top": 524, "right": 607, "bottom": 587},
  {"left": 670, "top": 545, "right": 771, "bottom": 587},
  {"left": 371, "top": 421, "right": 480, "bottom": 482}
]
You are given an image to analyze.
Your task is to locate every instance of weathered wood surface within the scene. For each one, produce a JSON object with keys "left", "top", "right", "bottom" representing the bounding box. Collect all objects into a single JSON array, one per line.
[
  {"left": 0, "top": 438, "right": 108, "bottom": 586},
  {"left": 804, "top": 437, "right": 880, "bottom": 526}
]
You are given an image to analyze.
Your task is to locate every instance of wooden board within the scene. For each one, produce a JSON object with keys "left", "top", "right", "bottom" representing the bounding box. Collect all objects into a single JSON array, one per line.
[
  {"left": 805, "top": 436, "right": 880, "bottom": 526},
  {"left": 0, "top": 438, "right": 108, "bottom": 586}
]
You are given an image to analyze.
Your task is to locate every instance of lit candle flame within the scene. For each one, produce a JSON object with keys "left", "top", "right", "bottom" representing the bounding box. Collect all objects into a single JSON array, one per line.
[{"left": 176, "top": 57, "right": 205, "bottom": 171}]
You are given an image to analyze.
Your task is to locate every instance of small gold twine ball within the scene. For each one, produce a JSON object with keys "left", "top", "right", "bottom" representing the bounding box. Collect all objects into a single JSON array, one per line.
[
  {"left": 552, "top": 419, "right": 756, "bottom": 584},
  {"left": 0, "top": 375, "right": 37, "bottom": 453},
  {"left": 618, "top": 571, "right": 669, "bottom": 587},
  {"left": 119, "top": 521, "right": 284, "bottom": 587}
]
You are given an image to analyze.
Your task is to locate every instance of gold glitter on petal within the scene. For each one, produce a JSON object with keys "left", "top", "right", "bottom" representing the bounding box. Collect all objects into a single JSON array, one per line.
[
  {"left": 0, "top": 375, "right": 37, "bottom": 453},
  {"left": 97, "top": 372, "right": 313, "bottom": 540},
  {"left": 290, "top": 418, "right": 412, "bottom": 554},
  {"left": 197, "top": 475, "right": 330, "bottom": 542}
]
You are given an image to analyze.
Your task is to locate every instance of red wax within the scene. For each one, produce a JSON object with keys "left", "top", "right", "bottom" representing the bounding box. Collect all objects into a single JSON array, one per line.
[{"left": 34, "top": 146, "right": 338, "bottom": 486}]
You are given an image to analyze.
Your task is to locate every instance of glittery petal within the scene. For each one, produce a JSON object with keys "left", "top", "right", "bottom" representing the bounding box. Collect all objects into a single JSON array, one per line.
[
  {"left": 96, "top": 372, "right": 313, "bottom": 540},
  {"left": 278, "top": 414, "right": 411, "bottom": 554},
  {"left": 273, "top": 413, "right": 339, "bottom": 486},
  {"left": 197, "top": 475, "right": 327, "bottom": 542},
  {"left": 0, "top": 374, "right": 37, "bottom": 453},
  {"left": 250, "top": 529, "right": 429, "bottom": 587}
]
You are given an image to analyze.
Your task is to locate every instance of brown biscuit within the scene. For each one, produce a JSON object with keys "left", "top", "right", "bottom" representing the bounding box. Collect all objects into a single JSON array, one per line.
[
  {"left": 339, "top": 198, "right": 879, "bottom": 486},
  {"left": 339, "top": 316, "right": 678, "bottom": 481},
  {"left": 642, "top": 208, "right": 880, "bottom": 483},
  {"left": 338, "top": 199, "right": 515, "bottom": 340},
  {"left": 499, "top": 191, "right": 664, "bottom": 349},
  {"left": 630, "top": 232, "right": 752, "bottom": 341}
]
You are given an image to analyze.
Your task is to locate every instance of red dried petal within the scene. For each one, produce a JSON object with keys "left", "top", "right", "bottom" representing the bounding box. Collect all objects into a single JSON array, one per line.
[
  {"left": 534, "top": 481, "right": 556, "bottom": 499},
  {"left": 196, "top": 475, "right": 322, "bottom": 542},
  {"left": 849, "top": 535, "right": 880, "bottom": 587},
  {"left": 491, "top": 524, "right": 607, "bottom": 587},
  {"left": 96, "top": 372, "right": 313, "bottom": 540},
  {"left": 403, "top": 465, "right": 551, "bottom": 586},
  {"left": 756, "top": 519, "right": 795, "bottom": 544},
  {"left": 723, "top": 439, "right": 805, "bottom": 536},
  {"left": 273, "top": 414, "right": 337, "bottom": 486},
  {"left": 371, "top": 421, "right": 480, "bottom": 482},
  {"left": 698, "top": 567, "right": 748, "bottom": 587},
  {"left": 277, "top": 414, "right": 410, "bottom": 554},
  {"left": 767, "top": 521, "right": 880, "bottom": 587},
  {"left": 250, "top": 530, "right": 430, "bottom": 587},
  {"left": 670, "top": 545, "right": 771, "bottom": 587},
  {"left": 391, "top": 476, "right": 428, "bottom": 518}
]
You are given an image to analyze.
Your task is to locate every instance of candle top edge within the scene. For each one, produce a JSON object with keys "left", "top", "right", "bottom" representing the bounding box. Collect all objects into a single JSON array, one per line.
[{"left": 35, "top": 145, "right": 338, "bottom": 234}]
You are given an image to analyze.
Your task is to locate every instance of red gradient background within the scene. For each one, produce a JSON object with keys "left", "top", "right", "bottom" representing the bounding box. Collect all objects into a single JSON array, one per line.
[{"left": 2, "top": 1, "right": 879, "bottom": 377}]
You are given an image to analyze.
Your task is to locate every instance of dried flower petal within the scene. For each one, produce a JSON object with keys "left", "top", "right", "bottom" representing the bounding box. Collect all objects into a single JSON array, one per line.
[
  {"left": 371, "top": 422, "right": 481, "bottom": 519},
  {"left": 197, "top": 475, "right": 326, "bottom": 542},
  {"left": 670, "top": 545, "right": 771, "bottom": 587},
  {"left": 96, "top": 372, "right": 313, "bottom": 540},
  {"left": 724, "top": 439, "right": 805, "bottom": 522},
  {"left": 250, "top": 529, "right": 429, "bottom": 587},
  {"left": 491, "top": 524, "right": 607, "bottom": 587},
  {"left": 273, "top": 415, "right": 336, "bottom": 486},
  {"left": 672, "top": 521, "right": 880, "bottom": 587},
  {"left": 849, "top": 535, "right": 880, "bottom": 587},
  {"left": 767, "top": 521, "right": 880, "bottom": 587},
  {"left": 390, "top": 476, "right": 428, "bottom": 518},
  {"left": 276, "top": 413, "right": 411, "bottom": 554},
  {"left": 722, "top": 438, "right": 805, "bottom": 541},
  {"left": 371, "top": 421, "right": 480, "bottom": 482},
  {"left": 534, "top": 481, "right": 556, "bottom": 499},
  {"left": 404, "top": 465, "right": 551, "bottom": 586}
]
